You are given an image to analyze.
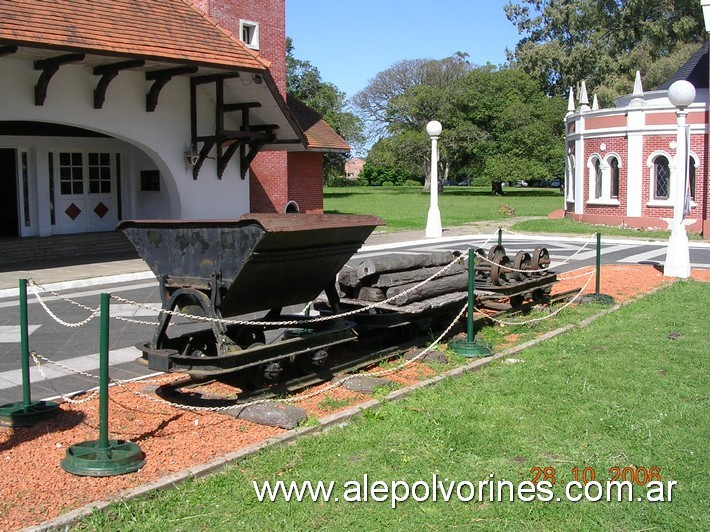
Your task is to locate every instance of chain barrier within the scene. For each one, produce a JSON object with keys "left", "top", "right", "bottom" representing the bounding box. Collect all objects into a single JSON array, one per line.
[
  {"left": 28, "top": 281, "right": 100, "bottom": 327},
  {"left": 478, "top": 269, "right": 596, "bottom": 326},
  {"left": 473, "top": 231, "right": 598, "bottom": 274},
  {"left": 23, "top": 228, "right": 598, "bottom": 414},
  {"left": 109, "top": 253, "right": 469, "bottom": 328},
  {"left": 111, "top": 302, "right": 470, "bottom": 413},
  {"left": 501, "top": 226, "right": 598, "bottom": 240}
]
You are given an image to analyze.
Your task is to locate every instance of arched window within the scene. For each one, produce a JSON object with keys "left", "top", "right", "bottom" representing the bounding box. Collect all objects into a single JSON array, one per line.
[
  {"left": 566, "top": 154, "right": 575, "bottom": 200},
  {"left": 689, "top": 157, "right": 696, "bottom": 201},
  {"left": 594, "top": 158, "right": 602, "bottom": 199},
  {"left": 653, "top": 155, "right": 670, "bottom": 200},
  {"left": 609, "top": 157, "right": 619, "bottom": 199}
]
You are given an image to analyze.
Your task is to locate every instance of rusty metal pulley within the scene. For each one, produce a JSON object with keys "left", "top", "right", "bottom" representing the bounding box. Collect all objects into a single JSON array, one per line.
[{"left": 531, "top": 247, "right": 551, "bottom": 273}]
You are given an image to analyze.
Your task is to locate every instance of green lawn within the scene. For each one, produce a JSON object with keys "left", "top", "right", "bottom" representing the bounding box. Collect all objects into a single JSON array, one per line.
[
  {"left": 324, "top": 186, "right": 563, "bottom": 231},
  {"left": 79, "top": 281, "right": 709, "bottom": 531}
]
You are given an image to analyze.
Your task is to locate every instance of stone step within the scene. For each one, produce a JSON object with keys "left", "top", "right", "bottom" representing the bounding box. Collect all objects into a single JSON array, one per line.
[{"left": 0, "top": 231, "right": 138, "bottom": 271}]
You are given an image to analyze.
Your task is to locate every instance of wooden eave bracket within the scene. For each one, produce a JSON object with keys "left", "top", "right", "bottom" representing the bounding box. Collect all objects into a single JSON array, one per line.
[
  {"left": 93, "top": 59, "right": 145, "bottom": 109},
  {"left": 34, "top": 53, "right": 85, "bottom": 105},
  {"left": 145, "top": 66, "right": 198, "bottom": 112}
]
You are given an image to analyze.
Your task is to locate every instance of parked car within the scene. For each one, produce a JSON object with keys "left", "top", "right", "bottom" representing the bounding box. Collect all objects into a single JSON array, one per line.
[
  {"left": 550, "top": 178, "right": 562, "bottom": 188},
  {"left": 458, "top": 179, "right": 470, "bottom": 186},
  {"left": 515, "top": 180, "right": 528, "bottom": 187}
]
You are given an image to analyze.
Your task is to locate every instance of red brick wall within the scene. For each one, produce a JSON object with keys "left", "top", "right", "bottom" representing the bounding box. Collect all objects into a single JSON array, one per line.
[
  {"left": 193, "top": 0, "right": 326, "bottom": 214},
  {"left": 197, "top": 0, "right": 286, "bottom": 95},
  {"left": 583, "top": 137, "right": 628, "bottom": 217},
  {"left": 287, "top": 152, "right": 324, "bottom": 213}
]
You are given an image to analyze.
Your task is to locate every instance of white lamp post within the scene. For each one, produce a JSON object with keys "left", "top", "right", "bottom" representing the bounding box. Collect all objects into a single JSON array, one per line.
[
  {"left": 425, "top": 120, "right": 443, "bottom": 238},
  {"left": 664, "top": 80, "right": 695, "bottom": 278}
]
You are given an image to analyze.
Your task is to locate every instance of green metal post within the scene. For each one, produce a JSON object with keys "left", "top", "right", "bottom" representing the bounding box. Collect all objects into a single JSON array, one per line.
[
  {"left": 0, "top": 279, "right": 60, "bottom": 426},
  {"left": 449, "top": 248, "right": 492, "bottom": 357},
  {"left": 98, "top": 292, "right": 110, "bottom": 449},
  {"left": 498, "top": 227, "right": 503, "bottom": 247},
  {"left": 596, "top": 232, "right": 602, "bottom": 295},
  {"left": 582, "top": 233, "right": 614, "bottom": 305},
  {"left": 20, "top": 278, "right": 32, "bottom": 406},
  {"left": 61, "top": 292, "right": 145, "bottom": 476},
  {"left": 466, "top": 247, "right": 475, "bottom": 342}
]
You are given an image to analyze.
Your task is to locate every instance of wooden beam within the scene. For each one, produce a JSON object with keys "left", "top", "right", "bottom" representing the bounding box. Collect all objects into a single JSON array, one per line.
[
  {"left": 191, "top": 72, "right": 240, "bottom": 86},
  {"left": 34, "top": 53, "right": 85, "bottom": 105},
  {"left": 145, "top": 66, "right": 198, "bottom": 112},
  {"left": 92, "top": 59, "right": 145, "bottom": 109},
  {"left": 192, "top": 138, "right": 215, "bottom": 180},
  {"left": 223, "top": 101, "right": 261, "bottom": 112}
]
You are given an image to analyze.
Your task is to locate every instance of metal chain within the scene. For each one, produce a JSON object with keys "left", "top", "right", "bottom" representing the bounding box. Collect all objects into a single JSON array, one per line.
[
  {"left": 30, "top": 351, "right": 99, "bottom": 404},
  {"left": 109, "top": 253, "right": 468, "bottom": 327},
  {"left": 502, "top": 227, "right": 598, "bottom": 240},
  {"left": 473, "top": 232, "right": 597, "bottom": 274},
  {"left": 113, "top": 301, "right": 470, "bottom": 413},
  {"left": 29, "top": 283, "right": 100, "bottom": 328}
]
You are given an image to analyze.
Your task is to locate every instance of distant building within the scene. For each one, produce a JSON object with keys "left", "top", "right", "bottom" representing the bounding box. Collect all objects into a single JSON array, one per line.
[
  {"left": 563, "top": 39, "right": 709, "bottom": 238},
  {"left": 0, "top": 0, "right": 348, "bottom": 238},
  {"left": 345, "top": 158, "right": 366, "bottom": 179}
]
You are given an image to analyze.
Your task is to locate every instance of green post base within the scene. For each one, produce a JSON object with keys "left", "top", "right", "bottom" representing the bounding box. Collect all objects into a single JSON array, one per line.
[
  {"left": 283, "top": 328, "right": 314, "bottom": 339},
  {"left": 581, "top": 294, "right": 615, "bottom": 305},
  {"left": 61, "top": 439, "right": 145, "bottom": 477},
  {"left": 449, "top": 338, "right": 493, "bottom": 358},
  {"left": 0, "top": 400, "right": 60, "bottom": 427}
]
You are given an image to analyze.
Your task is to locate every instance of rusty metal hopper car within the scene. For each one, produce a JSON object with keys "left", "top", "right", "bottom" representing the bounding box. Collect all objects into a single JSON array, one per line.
[{"left": 119, "top": 214, "right": 383, "bottom": 379}]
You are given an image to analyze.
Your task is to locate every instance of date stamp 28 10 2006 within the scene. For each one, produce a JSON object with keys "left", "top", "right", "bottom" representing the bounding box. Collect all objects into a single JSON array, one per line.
[{"left": 530, "top": 466, "right": 677, "bottom": 502}]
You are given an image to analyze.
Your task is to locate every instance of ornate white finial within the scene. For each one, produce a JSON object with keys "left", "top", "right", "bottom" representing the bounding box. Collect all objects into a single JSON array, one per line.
[
  {"left": 567, "top": 87, "right": 576, "bottom": 112},
  {"left": 633, "top": 71, "right": 644, "bottom": 96},
  {"left": 592, "top": 94, "right": 599, "bottom": 110},
  {"left": 579, "top": 81, "right": 589, "bottom": 105}
]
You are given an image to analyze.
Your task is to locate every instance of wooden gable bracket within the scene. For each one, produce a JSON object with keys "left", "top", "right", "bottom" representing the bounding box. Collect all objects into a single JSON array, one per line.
[
  {"left": 93, "top": 59, "right": 145, "bottom": 109},
  {"left": 0, "top": 46, "right": 18, "bottom": 57},
  {"left": 189, "top": 73, "right": 240, "bottom": 179},
  {"left": 219, "top": 127, "right": 277, "bottom": 178},
  {"left": 145, "top": 66, "right": 198, "bottom": 112},
  {"left": 34, "top": 53, "right": 85, "bottom": 105}
]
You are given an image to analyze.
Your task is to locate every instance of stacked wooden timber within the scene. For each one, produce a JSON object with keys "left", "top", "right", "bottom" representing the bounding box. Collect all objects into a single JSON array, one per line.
[{"left": 337, "top": 251, "right": 467, "bottom": 306}]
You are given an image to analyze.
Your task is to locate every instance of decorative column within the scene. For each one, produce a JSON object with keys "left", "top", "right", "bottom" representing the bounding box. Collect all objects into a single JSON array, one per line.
[
  {"left": 664, "top": 80, "right": 695, "bottom": 278},
  {"left": 425, "top": 120, "right": 443, "bottom": 238}
]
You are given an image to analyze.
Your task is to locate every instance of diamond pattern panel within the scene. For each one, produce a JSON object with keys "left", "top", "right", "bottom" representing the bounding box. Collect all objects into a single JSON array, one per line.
[
  {"left": 65, "top": 203, "right": 81, "bottom": 220},
  {"left": 93, "top": 202, "right": 109, "bottom": 218}
]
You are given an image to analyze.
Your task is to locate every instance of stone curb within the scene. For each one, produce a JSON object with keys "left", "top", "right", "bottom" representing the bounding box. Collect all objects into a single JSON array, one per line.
[{"left": 26, "top": 299, "right": 626, "bottom": 531}]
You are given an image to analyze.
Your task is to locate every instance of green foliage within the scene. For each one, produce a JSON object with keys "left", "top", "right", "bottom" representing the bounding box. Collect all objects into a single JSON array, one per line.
[
  {"left": 286, "top": 38, "right": 365, "bottom": 167},
  {"left": 505, "top": 0, "right": 705, "bottom": 101},
  {"left": 359, "top": 161, "right": 415, "bottom": 186}
]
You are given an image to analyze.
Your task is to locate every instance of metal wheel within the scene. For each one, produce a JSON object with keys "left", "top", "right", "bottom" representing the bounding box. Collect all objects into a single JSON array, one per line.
[
  {"left": 509, "top": 295, "right": 525, "bottom": 308},
  {"left": 513, "top": 251, "right": 532, "bottom": 281},
  {"left": 294, "top": 349, "right": 329, "bottom": 376},
  {"left": 487, "top": 244, "right": 506, "bottom": 260},
  {"left": 233, "top": 327, "right": 266, "bottom": 349},
  {"left": 490, "top": 254, "right": 512, "bottom": 286},
  {"left": 531, "top": 247, "right": 550, "bottom": 274}
]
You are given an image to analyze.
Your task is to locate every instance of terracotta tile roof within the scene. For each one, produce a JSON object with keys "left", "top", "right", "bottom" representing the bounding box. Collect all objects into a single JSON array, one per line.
[
  {"left": 0, "top": 0, "right": 269, "bottom": 71},
  {"left": 287, "top": 95, "right": 350, "bottom": 152}
]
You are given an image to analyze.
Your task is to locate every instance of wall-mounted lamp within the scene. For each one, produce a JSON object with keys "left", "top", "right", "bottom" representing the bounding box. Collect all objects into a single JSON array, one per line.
[
  {"left": 253, "top": 74, "right": 263, "bottom": 85},
  {"left": 184, "top": 149, "right": 199, "bottom": 168}
]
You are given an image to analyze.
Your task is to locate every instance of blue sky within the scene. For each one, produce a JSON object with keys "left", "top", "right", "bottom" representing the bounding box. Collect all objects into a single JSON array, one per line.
[{"left": 285, "top": 0, "right": 521, "bottom": 100}]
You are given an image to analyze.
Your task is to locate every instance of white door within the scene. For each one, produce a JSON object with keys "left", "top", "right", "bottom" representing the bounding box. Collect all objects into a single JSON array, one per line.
[{"left": 55, "top": 151, "right": 118, "bottom": 234}]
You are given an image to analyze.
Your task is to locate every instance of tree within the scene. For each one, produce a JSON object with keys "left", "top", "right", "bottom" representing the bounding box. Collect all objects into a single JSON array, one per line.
[
  {"left": 353, "top": 53, "right": 474, "bottom": 189},
  {"left": 286, "top": 39, "right": 365, "bottom": 179},
  {"left": 444, "top": 67, "right": 566, "bottom": 194},
  {"left": 505, "top": 0, "right": 705, "bottom": 103}
]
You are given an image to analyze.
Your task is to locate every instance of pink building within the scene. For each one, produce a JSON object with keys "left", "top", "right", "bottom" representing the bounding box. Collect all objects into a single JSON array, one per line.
[{"left": 564, "top": 43, "right": 710, "bottom": 239}]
